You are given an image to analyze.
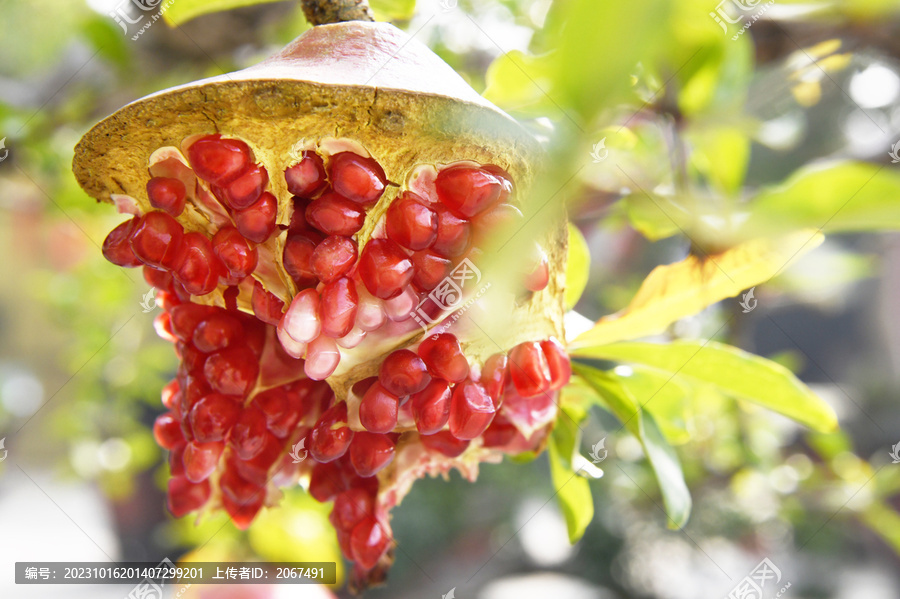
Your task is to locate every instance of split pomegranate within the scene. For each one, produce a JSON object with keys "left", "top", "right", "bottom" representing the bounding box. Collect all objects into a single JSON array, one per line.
[{"left": 75, "top": 20, "right": 569, "bottom": 591}]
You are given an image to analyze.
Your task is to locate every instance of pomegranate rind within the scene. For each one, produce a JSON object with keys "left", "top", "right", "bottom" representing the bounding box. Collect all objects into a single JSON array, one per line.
[{"left": 73, "top": 22, "right": 537, "bottom": 222}]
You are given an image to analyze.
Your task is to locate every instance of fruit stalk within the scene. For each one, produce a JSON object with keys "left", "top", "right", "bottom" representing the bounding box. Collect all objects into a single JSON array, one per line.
[{"left": 300, "top": 0, "right": 375, "bottom": 26}]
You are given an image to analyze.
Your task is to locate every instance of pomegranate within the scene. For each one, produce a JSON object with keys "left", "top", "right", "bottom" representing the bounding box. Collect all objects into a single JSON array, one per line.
[{"left": 74, "top": 19, "right": 569, "bottom": 591}]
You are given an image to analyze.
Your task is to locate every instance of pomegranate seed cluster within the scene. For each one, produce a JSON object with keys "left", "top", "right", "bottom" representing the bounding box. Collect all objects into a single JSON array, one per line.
[{"left": 100, "top": 134, "right": 569, "bottom": 583}]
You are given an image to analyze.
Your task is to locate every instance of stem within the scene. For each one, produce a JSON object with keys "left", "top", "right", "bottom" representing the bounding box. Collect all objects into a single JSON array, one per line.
[{"left": 300, "top": 0, "right": 375, "bottom": 25}]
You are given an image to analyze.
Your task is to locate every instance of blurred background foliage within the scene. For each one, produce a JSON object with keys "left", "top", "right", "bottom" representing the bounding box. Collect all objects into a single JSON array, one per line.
[{"left": 1, "top": 0, "right": 900, "bottom": 597}]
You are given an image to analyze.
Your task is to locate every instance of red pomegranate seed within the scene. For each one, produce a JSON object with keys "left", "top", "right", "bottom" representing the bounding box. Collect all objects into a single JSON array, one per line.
[
  {"left": 183, "top": 440, "right": 224, "bottom": 483},
  {"left": 242, "top": 317, "right": 267, "bottom": 358},
  {"left": 336, "top": 324, "right": 366, "bottom": 349},
  {"left": 222, "top": 491, "right": 264, "bottom": 530},
  {"left": 449, "top": 380, "right": 496, "bottom": 440},
  {"left": 161, "top": 379, "right": 181, "bottom": 410},
  {"left": 220, "top": 466, "right": 262, "bottom": 505},
  {"left": 234, "top": 191, "right": 277, "bottom": 243},
  {"left": 251, "top": 280, "right": 285, "bottom": 325},
  {"left": 102, "top": 217, "right": 142, "bottom": 267},
  {"left": 481, "top": 353, "right": 508, "bottom": 407},
  {"left": 385, "top": 192, "right": 437, "bottom": 250},
  {"left": 181, "top": 344, "right": 208, "bottom": 378},
  {"left": 156, "top": 290, "right": 181, "bottom": 311},
  {"left": 355, "top": 289, "right": 386, "bottom": 331},
  {"left": 143, "top": 265, "right": 173, "bottom": 291},
  {"left": 358, "top": 238, "right": 414, "bottom": 300},
  {"left": 181, "top": 375, "right": 211, "bottom": 412},
  {"left": 351, "top": 376, "right": 379, "bottom": 398},
  {"left": 154, "top": 412, "right": 184, "bottom": 449},
  {"left": 330, "top": 152, "right": 387, "bottom": 206},
  {"left": 310, "top": 235, "right": 358, "bottom": 283},
  {"left": 540, "top": 337, "right": 571, "bottom": 390},
  {"left": 524, "top": 246, "right": 549, "bottom": 291},
  {"left": 255, "top": 387, "right": 301, "bottom": 438},
  {"left": 379, "top": 349, "right": 431, "bottom": 397},
  {"left": 358, "top": 382, "right": 399, "bottom": 433},
  {"left": 288, "top": 196, "right": 311, "bottom": 232},
  {"left": 146, "top": 177, "right": 187, "bottom": 217},
  {"left": 431, "top": 204, "right": 471, "bottom": 257},
  {"left": 350, "top": 517, "right": 390, "bottom": 569},
  {"left": 187, "top": 135, "right": 251, "bottom": 186},
  {"left": 483, "top": 164, "right": 514, "bottom": 200},
  {"left": 229, "top": 405, "right": 268, "bottom": 460},
  {"left": 232, "top": 433, "right": 282, "bottom": 485},
  {"left": 331, "top": 488, "right": 375, "bottom": 531},
  {"left": 154, "top": 312, "right": 176, "bottom": 342},
  {"left": 169, "top": 303, "right": 216, "bottom": 341},
  {"left": 189, "top": 393, "right": 242, "bottom": 442},
  {"left": 475, "top": 203, "right": 522, "bottom": 238},
  {"left": 172, "top": 232, "right": 223, "bottom": 296},
  {"left": 309, "top": 461, "right": 346, "bottom": 502},
  {"left": 305, "top": 335, "right": 341, "bottom": 380},
  {"left": 418, "top": 333, "right": 469, "bottom": 383},
  {"left": 306, "top": 191, "right": 366, "bottom": 236},
  {"left": 130, "top": 211, "right": 184, "bottom": 269},
  {"left": 410, "top": 379, "right": 451, "bottom": 435},
  {"left": 320, "top": 276, "right": 359, "bottom": 338},
  {"left": 169, "top": 442, "right": 186, "bottom": 475},
  {"left": 192, "top": 313, "right": 242, "bottom": 352},
  {"left": 419, "top": 430, "right": 469, "bottom": 457},
  {"left": 309, "top": 402, "right": 353, "bottom": 463},
  {"left": 283, "top": 232, "right": 321, "bottom": 288},
  {"left": 167, "top": 475, "right": 210, "bottom": 517},
  {"left": 282, "top": 288, "right": 321, "bottom": 343},
  {"left": 508, "top": 341, "right": 552, "bottom": 397},
  {"left": 212, "top": 226, "right": 257, "bottom": 282},
  {"left": 482, "top": 415, "right": 519, "bottom": 448},
  {"left": 349, "top": 432, "right": 395, "bottom": 477},
  {"left": 383, "top": 287, "right": 415, "bottom": 322},
  {"left": 410, "top": 250, "right": 452, "bottom": 291},
  {"left": 203, "top": 346, "right": 259, "bottom": 397},
  {"left": 221, "top": 163, "right": 268, "bottom": 210},
  {"left": 285, "top": 151, "right": 327, "bottom": 197},
  {"left": 435, "top": 166, "right": 503, "bottom": 218}
]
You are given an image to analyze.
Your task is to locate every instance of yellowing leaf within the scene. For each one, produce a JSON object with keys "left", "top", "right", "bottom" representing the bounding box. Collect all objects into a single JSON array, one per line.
[{"left": 569, "top": 231, "right": 823, "bottom": 350}]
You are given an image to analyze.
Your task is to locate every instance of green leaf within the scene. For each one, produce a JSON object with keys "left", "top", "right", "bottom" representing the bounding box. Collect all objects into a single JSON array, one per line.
[
  {"left": 163, "top": 0, "right": 282, "bottom": 27},
  {"left": 610, "top": 366, "right": 691, "bottom": 444},
  {"left": 689, "top": 126, "right": 750, "bottom": 195},
  {"left": 620, "top": 192, "right": 689, "bottom": 241},
  {"left": 80, "top": 15, "right": 131, "bottom": 70},
  {"left": 483, "top": 51, "right": 558, "bottom": 117},
  {"left": 570, "top": 231, "right": 823, "bottom": 349},
  {"left": 573, "top": 341, "right": 838, "bottom": 432},
  {"left": 565, "top": 223, "right": 590, "bottom": 310},
  {"left": 370, "top": 0, "right": 417, "bottom": 21},
  {"left": 860, "top": 502, "right": 900, "bottom": 556},
  {"left": 573, "top": 366, "right": 692, "bottom": 529},
  {"left": 746, "top": 162, "right": 900, "bottom": 236},
  {"left": 548, "top": 408, "right": 594, "bottom": 543},
  {"left": 542, "top": 0, "right": 671, "bottom": 122}
]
